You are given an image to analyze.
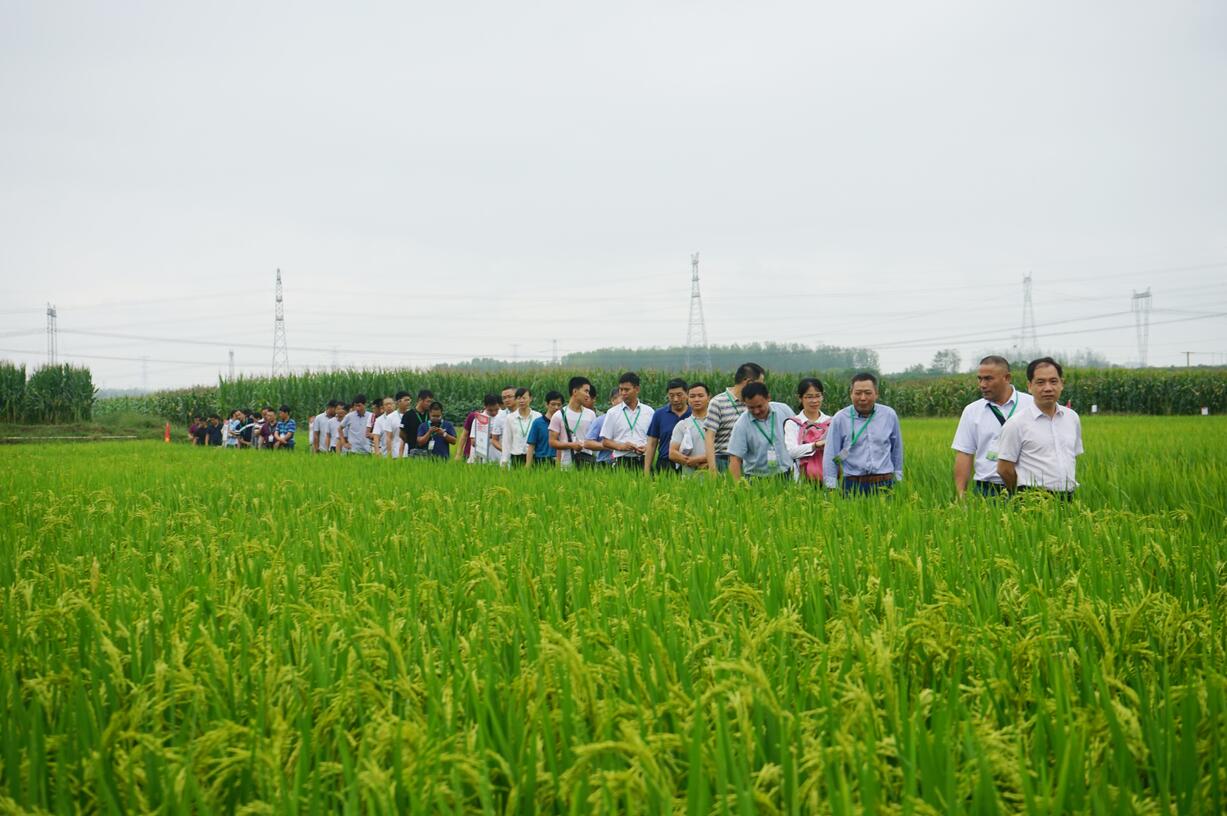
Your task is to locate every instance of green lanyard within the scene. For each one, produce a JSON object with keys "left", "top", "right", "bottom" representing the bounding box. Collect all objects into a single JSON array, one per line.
[
  {"left": 622, "top": 405, "right": 641, "bottom": 433},
  {"left": 752, "top": 412, "right": 776, "bottom": 446},
  {"left": 690, "top": 417, "right": 705, "bottom": 440},
  {"left": 516, "top": 415, "right": 531, "bottom": 437},
  {"left": 562, "top": 407, "right": 582, "bottom": 438},
  {"left": 988, "top": 396, "right": 1019, "bottom": 424},
  {"left": 849, "top": 407, "right": 875, "bottom": 447},
  {"left": 725, "top": 390, "right": 740, "bottom": 411}
]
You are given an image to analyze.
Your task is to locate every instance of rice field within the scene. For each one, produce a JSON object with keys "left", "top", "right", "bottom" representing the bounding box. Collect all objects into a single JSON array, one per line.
[{"left": 1, "top": 416, "right": 1225, "bottom": 814}]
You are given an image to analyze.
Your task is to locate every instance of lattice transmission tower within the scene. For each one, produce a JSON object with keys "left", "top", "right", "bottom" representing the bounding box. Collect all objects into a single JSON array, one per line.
[
  {"left": 272, "top": 269, "right": 290, "bottom": 377},
  {"left": 1132, "top": 287, "right": 1152, "bottom": 366},
  {"left": 1016, "top": 273, "right": 1038, "bottom": 361},
  {"left": 45, "top": 303, "right": 58, "bottom": 365},
  {"left": 684, "top": 252, "right": 712, "bottom": 370}
]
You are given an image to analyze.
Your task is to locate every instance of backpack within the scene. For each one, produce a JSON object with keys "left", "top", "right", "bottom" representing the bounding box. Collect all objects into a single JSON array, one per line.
[{"left": 787, "top": 416, "right": 830, "bottom": 481}]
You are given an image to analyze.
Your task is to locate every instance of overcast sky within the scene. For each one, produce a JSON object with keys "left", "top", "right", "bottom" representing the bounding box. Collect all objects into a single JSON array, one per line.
[{"left": 1, "top": 1, "right": 1224, "bottom": 390}]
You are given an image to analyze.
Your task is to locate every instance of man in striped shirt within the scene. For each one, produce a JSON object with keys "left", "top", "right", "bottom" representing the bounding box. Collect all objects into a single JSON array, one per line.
[{"left": 704, "top": 362, "right": 765, "bottom": 474}]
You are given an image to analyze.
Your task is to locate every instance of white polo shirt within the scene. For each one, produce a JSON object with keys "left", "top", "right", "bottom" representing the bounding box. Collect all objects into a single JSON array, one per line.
[
  {"left": 600, "top": 401, "right": 654, "bottom": 458},
  {"left": 309, "top": 412, "right": 328, "bottom": 449},
  {"left": 325, "top": 415, "right": 341, "bottom": 450},
  {"left": 951, "top": 387, "right": 1035, "bottom": 484},
  {"left": 548, "top": 405, "right": 596, "bottom": 467},
  {"left": 468, "top": 411, "right": 499, "bottom": 463},
  {"left": 500, "top": 409, "right": 541, "bottom": 463},
  {"left": 996, "top": 403, "right": 1083, "bottom": 491},
  {"left": 378, "top": 410, "right": 405, "bottom": 457}
]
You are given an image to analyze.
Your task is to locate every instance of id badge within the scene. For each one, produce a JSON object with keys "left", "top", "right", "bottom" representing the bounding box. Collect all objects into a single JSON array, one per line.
[
  {"left": 986, "top": 448, "right": 999, "bottom": 462},
  {"left": 767, "top": 449, "right": 778, "bottom": 467},
  {"left": 835, "top": 447, "right": 851, "bottom": 465}
]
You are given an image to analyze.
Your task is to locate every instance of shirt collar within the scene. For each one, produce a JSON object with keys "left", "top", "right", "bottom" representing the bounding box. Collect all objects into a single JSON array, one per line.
[{"left": 985, "top": 387, "right": 1017, "bottom": 410}]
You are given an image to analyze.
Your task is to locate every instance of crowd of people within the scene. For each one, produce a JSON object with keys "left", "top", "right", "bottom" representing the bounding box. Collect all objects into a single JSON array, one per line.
[{"left": 186, "top": 356, "right": 1084, "bottom": 497}]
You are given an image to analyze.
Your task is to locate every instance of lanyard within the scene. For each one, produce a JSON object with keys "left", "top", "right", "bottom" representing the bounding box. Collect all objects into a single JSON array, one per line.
[
  {"left": 563, "top": 407, "right": 582, "bottom": 438},
  {"left": 849, "top": 407, "right": 875, "bottom": 447},
  {"left": 690, "top": 417, "right": 705, "bottom": 439},
  {"left": 725, "top": 389, "right": 739, "bottom": 410},
  {"left": 752, "top": 412, "right": 776, "bottom": 445},
  {"left": 989, "top": 397, "right": 1018, "bottom": 424},
  {"left": 516, "top": 415, "right": 531, "bottom": 437},
  {"left": 622, "top": 406, "right": 641, "bottom": 433}
]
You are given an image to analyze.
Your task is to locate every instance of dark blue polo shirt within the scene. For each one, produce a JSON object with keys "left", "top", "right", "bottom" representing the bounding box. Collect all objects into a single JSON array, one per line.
[{"left": 646, "top": 405, "right": 691, "bottom": 464}]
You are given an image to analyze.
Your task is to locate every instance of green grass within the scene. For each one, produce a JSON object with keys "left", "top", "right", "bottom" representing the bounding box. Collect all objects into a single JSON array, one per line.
[{"left": 1, "top": 416, "right": 1225, "bottom": 813}]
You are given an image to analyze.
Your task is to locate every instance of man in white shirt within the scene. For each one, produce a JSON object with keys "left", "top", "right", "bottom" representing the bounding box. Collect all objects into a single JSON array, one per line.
[
  {"left": 489, "top": 385, "right": 516, "bottom": 458},
  {"left": 670, "top": 382, "right": 712, "bottom": 476},
  {"left": 499, "top": 387, "right": 541, "bottom": 467},
  {"left": 549, "top": 376, "right": 597, "bottom": 469},
  {"left": 310, "top": 402, "right": 337, "bottom": 453},
  {"left": 379, "top": 391, "right": 410, "bottom": 458},
  {"left": 952, "top": 356, "right": 1035, "bottom": 498},
  {"left": 600, "top": 371, "right": 654, "bottom": 471},
  {"left": 466, "top": 394, "right": 503, "bottom": 464},
  {"left": 323, "top": 403, "right": 345, "bottom": 452},
  {"left": 997, "top": 357, "right": 1083, "bottom": 499}
]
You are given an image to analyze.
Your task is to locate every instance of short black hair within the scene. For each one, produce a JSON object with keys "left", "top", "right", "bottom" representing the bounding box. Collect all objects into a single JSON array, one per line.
[
  {"left": 483, "top": 393, "right": 500, "bottom": 407},
  {"left": 741, "top": 381, "right": 770, "bottom": 401},
  {"left": 394, "top": 390, "right": 410, "bottom": 401},
  {"left": 1027, "top": 357, "right": 1064, "bottom": 380},
  {"left": 262, "top": 405, "right": 274, "bottom": 413},
  {"left": 734, "top": 362, "right": 765, "bottom": 384},
  {"left": 666, "top": 378, "right": 688, "bottom": 392},
  {"left": 568, "top": 375, "right": 592, "bottom": 395},
  {"left": 278, "top": 404, "right": 291, "bottom": 414},
  {"left": 352, "top": 393, "right": 367, "bottom": 405},
  {"left": 851, "top": 372, "right": 878, "bottom": 389},
  {"left": 608, "top": 386, "right": 621, "bottom": 400},
  {"left": 501, "top": 384, "right": 515, "bottom": 393},
  {"left": 618, "top": 371, "right": 640, "bottom": 387},
  {"left": 417, "top": 389, "right": 433, "bottom": 400},
  {"left": 796, "top": 377, "right": 825, "bottom": 397},
  {"left": 980, "top": 355, "right": 1010, "bottom": 371},
  {"left": 545, "top": 390, "right": 564, "bottom": 403},
  {"left": 326, "top": 400, "right": 339, "bottom": 408},
  {"left": 429, "top": 400, "right": 443, "bottom": 412},
  {"left": 689, "top": 381, "right": 710, "bottom": 395},
  {"left": 337, "top": 403, "right": 350, "bottom": 411},
  {"left": 515, "top": 387, "right": 530, "bottom": 398},
  {"left": 208, "top": 413, "right": 220, "bottom": 421}
]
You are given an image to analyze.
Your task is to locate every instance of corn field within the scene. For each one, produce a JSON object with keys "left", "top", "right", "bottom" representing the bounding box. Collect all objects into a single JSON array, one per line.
[
  {"left": 0, "top": 362, "right": 96, "bottom": 424},
  {"left": 1, "top": 416, "right": 1225, "bottom": 813},
  {"left": 92, "top": 366, "right": 1227, "bottom": 425}
]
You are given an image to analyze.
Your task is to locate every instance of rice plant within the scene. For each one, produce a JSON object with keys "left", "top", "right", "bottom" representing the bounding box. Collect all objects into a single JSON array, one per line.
[{"left": 0, "top": 416, "right": 1224, "bottom": 813}]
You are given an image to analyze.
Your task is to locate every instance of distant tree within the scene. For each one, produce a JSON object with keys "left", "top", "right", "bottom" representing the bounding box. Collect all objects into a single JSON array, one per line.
[{"left": 929, "top": 348, "right": 961, "bottom": 374}]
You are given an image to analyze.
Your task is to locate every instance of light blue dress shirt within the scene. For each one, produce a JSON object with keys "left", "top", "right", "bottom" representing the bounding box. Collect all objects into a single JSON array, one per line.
[
  {"left": 726, "top": 402, "right": 796, "bottom": 477},
  {"left": 822, "top": 404, "right": 904, "bottom": 488}
]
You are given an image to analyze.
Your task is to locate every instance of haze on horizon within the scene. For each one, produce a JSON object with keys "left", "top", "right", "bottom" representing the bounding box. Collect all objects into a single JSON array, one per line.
[{"left": 1, "top": 1, "right": 1225, "bottom": 390}]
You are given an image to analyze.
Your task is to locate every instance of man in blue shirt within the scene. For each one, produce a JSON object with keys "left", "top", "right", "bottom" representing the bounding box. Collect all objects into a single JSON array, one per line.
[
  {"left": 274, "top": 405, "right": 296, "bottom": 450},
  {"left": 727, "top": 382, "right": 796, "bottom": 481},
  {"left": 526, "top": 390, "right": 563, "bottom": 467},
  {"left": 584, "top": 387, "right": 622, "bottom": 466},
  {"left": 822, "top": 372, "right": 904, "bottom": 494},
  {"left": 644, "top": 378, "right": 691, "bottom": 475},
  {"left": 415, "top": 401, "right": 457, "bottom": 459}
]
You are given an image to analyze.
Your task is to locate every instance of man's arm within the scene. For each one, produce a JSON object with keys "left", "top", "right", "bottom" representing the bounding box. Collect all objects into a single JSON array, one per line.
[
  {"left": 442, "top": 424, "right": 457, "bottom": 445},
  {"left": 416, "top": 427, "right": 432, "bottom": 446},
  {"left": 729, "top": 455, "right": 743, "bottom": 481},
  {"left": 890, "top": 415, "right": 903, "bottom": 481},
  {"left": 704, "top": 429, "right": 718, "bottom": 474},
  {"left": 524, "top": 442, "right": 535, "bottom": 467},
  {"left": 643, "top": 437, "right": 658, "bottom": 474},
  {"left": 954, "top": 452, "right": 974, "bottom": 497},
  {"left": 822, "top": 417, "right": 844, "bottom": 489},
  {"left": 997, "top": 459, "right": 1018, "bottom": 491},
  {"left": 668, "top": 439, "right": 687, "bottom": 467}
]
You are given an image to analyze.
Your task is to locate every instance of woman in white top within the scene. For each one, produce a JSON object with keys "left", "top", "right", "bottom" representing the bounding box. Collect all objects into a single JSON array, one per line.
[{"left": 784, "top": 377, "right": 832, "bottom": 483}]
